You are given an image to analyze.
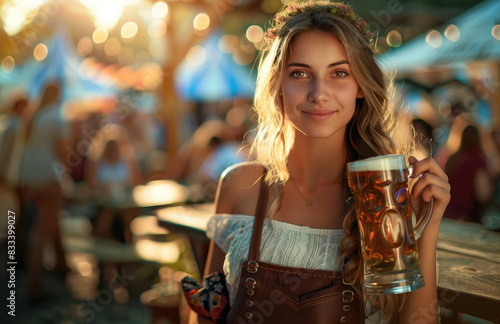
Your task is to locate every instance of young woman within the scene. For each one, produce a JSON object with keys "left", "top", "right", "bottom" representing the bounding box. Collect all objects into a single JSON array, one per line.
[{"left": 183, "top": 1, "right": 450, "bottom": 323}]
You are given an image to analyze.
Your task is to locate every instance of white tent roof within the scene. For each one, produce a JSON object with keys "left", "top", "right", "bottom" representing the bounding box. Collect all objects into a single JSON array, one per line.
[{"left": 379, "top": 0, "right": 500, "bottom": 73}]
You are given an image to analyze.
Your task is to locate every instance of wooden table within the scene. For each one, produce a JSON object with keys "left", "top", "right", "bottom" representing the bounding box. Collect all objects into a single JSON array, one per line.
[
  {"left": 155, "top": 203, "right": 214, "bottom": 275},
  {"left": 96, "top": 180, "right": 190, "bottom": 209},
  {"left": 155, "top": 207, "right": 500, "bottom": 322},
  {"left": 436, "top": 218, "right": 500, "bottom": 323}
]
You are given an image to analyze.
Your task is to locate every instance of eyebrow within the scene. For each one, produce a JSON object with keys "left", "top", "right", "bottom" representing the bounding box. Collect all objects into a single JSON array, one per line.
[{"left": 286, "top": 60, "right": 349, "bottom": 68}]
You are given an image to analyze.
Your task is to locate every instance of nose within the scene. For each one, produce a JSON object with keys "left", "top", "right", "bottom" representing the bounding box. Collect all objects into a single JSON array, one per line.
[{"left": 308, "top": 78, "right": 329, "bottom": 103}]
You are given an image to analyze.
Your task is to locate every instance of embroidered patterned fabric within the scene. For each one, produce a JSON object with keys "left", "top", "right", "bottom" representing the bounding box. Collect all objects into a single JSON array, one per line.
[
  {"left": 181, "top": 272, "right": 230, "bottom": 324},
  {"left": 206, "top": 214, "right": 344, "bottom": 306}
]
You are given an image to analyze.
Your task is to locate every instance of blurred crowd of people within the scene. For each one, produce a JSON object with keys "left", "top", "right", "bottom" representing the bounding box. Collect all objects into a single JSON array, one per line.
[
  {"left": 0, "top": 79, "right": 251, "bottom": 302},
  {"left": 408, "top": 98, "right": 500, "bottom": 228}
]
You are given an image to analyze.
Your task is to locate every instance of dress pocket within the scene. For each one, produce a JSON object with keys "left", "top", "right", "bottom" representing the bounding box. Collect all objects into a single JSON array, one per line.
[{"left": 262, "top": 275, "right": 343, "bottom": 310}]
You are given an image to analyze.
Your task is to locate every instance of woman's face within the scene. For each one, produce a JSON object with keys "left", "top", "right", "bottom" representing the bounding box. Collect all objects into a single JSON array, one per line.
[{"left": 281, "top": 31, "right": 364, "bottom": 139}]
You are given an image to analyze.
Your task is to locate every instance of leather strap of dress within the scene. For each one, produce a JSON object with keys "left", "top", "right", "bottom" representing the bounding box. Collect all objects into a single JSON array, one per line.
[{"left": 248, "top": 170, "right": 268, "bottom": 261}]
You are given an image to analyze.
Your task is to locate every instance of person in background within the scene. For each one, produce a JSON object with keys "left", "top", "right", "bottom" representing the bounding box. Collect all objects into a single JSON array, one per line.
[
  {"left": 0, "top": 91, "right": 31, "bottom": 270},
  {"left": 17, "top": 81, "right": 70, "bottom": 301},
  {"left": 481, "top": 127, "right": 500, "bottom": 230},
  {"left": 86, "top": 124, "right": 142, "bottom": 242},
  {"left": 158, "top": 119, "right": 247, "bottom": 202},
  {"left": 444, "top": 125, "right": 493, "bottom": 223},
  {"left": 411, "top": 118, "right": 434, "bottom": 159},
  {"left": 0, "top": 91, "right": 30, "bottom": 188}
]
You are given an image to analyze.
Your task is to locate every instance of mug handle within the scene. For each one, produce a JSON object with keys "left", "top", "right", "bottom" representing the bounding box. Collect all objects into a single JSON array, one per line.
[{"left": 407, "top": 165, "right": 434, "bottom": 241}]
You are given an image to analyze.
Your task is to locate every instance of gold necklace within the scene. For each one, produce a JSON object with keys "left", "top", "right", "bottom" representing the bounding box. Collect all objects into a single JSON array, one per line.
[{"left": 288, "top": 177, "right": 336, "bottom": 208}]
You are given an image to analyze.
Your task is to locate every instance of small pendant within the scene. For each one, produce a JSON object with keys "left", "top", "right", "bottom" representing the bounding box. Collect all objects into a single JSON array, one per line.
[{"left": 307, "top": 202, "right": 313, "bottom": 208}]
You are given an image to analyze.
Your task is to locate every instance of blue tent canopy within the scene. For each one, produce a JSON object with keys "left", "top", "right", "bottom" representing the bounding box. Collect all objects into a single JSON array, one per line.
[
  {"left": 32, "top": 29, "right": 116, "bottom": 100},
  {"left": 0, "top": 28, "right": 116, "bottom": 105},
  {"left": 175, "top": 32, "right": 256, "bottom": 102},
  {"left": 379, "top": 0, "right": 500, "bottom": 73}
]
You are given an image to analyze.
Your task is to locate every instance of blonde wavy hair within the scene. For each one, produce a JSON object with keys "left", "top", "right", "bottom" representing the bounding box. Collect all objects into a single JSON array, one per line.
[{"left": 249, "top": 1, "right": 408, "bottom": 322}]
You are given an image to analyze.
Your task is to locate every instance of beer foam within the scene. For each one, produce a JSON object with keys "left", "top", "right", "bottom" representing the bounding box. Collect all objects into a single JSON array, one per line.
[{"left": 347, "top": 154, "right": 406, "bottom": 172}]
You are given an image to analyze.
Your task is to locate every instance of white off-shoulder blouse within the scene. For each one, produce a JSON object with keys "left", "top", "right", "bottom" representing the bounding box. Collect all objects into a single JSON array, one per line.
[{"left": 206, "top": 214, "right": 345, "bottom": 306}]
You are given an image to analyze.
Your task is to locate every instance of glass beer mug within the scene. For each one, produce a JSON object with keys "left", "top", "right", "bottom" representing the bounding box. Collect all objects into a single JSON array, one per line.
[{"left": 347, "top": 154, "right": 433, "bottom": 294}]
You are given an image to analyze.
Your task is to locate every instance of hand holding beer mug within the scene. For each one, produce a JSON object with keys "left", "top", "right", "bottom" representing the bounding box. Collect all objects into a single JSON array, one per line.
[{"left": 347, "top": 154, "right": 433, "bottom": 294}]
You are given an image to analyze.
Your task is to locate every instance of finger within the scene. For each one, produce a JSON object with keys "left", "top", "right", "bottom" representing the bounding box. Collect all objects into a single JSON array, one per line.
[
  {"left": 408, "top": 155, "right": 418, "bottom": 166},
  {"left": 421, "top": 184, "right": 451, "bottom": 205},
  {"left": 412, "top": 173, "right": 451, "bottom": 199},
  {"left": 409, "top": 156, "right": 448, "bottom": 181},
  {"left": 411, "top": 172, "right": 451, "bottom": 199}
]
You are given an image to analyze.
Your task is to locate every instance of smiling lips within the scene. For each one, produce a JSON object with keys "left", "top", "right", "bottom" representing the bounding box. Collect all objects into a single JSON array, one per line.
[{"left": 303, "top": 109, "right": 337, "bottom": 121}]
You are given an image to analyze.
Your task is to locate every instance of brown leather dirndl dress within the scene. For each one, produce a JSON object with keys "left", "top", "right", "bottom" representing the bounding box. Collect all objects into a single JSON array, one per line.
[{"left": 226, "top": 178, "right": 365, "bottom": 323}]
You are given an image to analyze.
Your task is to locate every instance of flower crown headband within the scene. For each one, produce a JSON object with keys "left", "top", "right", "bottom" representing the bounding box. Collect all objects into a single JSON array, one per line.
[{"left": 265, "top": 2, "right": 374, "bottom": 45}]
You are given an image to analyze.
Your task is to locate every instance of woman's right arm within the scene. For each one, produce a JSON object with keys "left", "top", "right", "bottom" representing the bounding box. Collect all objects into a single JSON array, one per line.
[
  {"left": 181, "top": 166, "right": 234, "bottom": 324},
  {"left": 181, "top": 162, "right": 263, "bottom": 324},
  {"left": 182, "top": 241, "right": 227, "bottom": 324}
]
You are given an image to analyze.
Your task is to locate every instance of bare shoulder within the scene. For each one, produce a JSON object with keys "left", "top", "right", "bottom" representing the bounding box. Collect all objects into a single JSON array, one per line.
[
  {"left": 220, "top": 162, "right": 265, "bottom": 189},
  {"left": 215, "top": 162, "right": 265, "bottom": 215}
]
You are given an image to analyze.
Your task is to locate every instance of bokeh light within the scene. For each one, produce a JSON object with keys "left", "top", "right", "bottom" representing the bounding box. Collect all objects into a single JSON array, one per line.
[
  {"left": 121, "top": 22, "right": 138, "bottom": 39},
  {"left": 152, "top": 1, "right": 168, "bottom": 18},
  {"left": 493, "top": 25, "right": 500, "bottom": 41},
  {"left": 77, "top": 261, "right": 93, "bottom": 277},
  {"left": 386, "top": 30, "right": 403, "bottom": 47},
  {"left": 193, "top": 13, "right": 210, "bottom": 31},
  {"left": 444, "top": 24, "right": 460, "bottom": 42},
  {"left": 1, "top": 56, "right": 15, "bottom": 73},
  {"left": 34, "top": 43, "right": 48, "bottom": 61},
  {"left": 218, "top": 35, "right": 240, "bottom": 54},
  {"left": 148, "top": 20, "right": 167, "bottom": 38},
  {"left": 186, "top": 45, "right": 207, "bottom": 67},
  {"left": 1, "top": 5, "right": 25, "bottom": 36},
  {"left": 80, "top": 0, "right": 125, "bottom": 29},
  {"left": 77, "top": 37, "right": 94, "bottom": 56},
  {"left": 426, "top": 30, "right": 442, "bottom": 48},
  {"left": 0, "top": 1, "right": 49, "bottom": 35},
  {"left": 105, "top": 37, "right": 122, "bottom": 56},
  {"left": 246, "top": 25, "right": 264, "bottom": 43},
  {"left": 92, "top": 27, "right": 109, "bottom": 44}
]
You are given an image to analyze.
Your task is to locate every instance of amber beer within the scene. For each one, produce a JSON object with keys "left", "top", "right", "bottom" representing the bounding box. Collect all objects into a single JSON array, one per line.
[{"left": 347, "top": 155, "right": 433, "bottom": 294}]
